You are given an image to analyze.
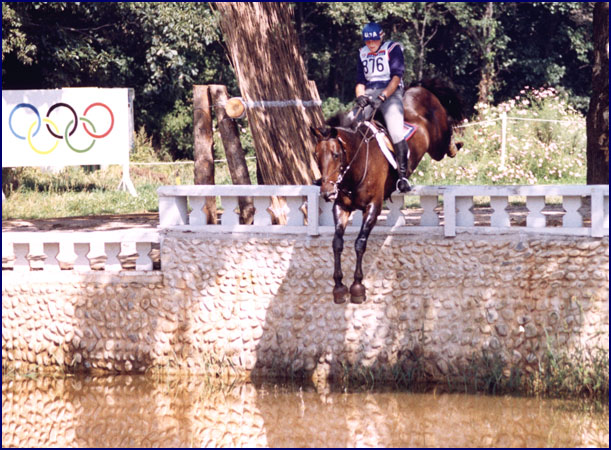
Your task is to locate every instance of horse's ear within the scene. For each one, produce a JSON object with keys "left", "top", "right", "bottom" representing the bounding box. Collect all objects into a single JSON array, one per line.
[{"left": 311, "top": 126, "right": 326, "bottom": 141}]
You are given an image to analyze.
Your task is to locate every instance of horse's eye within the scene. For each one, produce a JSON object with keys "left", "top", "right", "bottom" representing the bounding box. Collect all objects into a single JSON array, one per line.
[{"left": 332, "top": 152, "right": 340, "bottom": 160}]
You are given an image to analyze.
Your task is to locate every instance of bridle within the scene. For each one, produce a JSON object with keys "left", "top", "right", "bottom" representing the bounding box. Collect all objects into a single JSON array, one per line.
[{"left": 322, "top": 122, "right": 376, "bottom": 198}]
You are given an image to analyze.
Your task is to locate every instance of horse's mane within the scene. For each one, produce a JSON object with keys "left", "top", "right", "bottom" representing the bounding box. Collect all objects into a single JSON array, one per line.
[
  {"left": 325, "top": 111, "right": 354, "bottom": 129},
  {"left": 409, "top": 78, "right": 465, "bottom": 124}
]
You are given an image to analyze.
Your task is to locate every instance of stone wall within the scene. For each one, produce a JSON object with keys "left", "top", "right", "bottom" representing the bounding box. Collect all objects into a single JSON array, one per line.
[{"left": 2, "top": 232, "right": 609, "bottom": 381}]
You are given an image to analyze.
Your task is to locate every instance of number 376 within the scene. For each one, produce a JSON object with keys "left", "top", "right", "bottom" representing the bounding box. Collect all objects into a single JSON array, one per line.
[{"left": 362, "top": 57, "right": 384, "bottom": 74}]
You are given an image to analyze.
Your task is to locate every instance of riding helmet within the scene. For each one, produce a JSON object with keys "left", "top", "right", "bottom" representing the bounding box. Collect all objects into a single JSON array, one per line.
[{"left": 362, "top": 22, "right": 383, "bottom": 41}]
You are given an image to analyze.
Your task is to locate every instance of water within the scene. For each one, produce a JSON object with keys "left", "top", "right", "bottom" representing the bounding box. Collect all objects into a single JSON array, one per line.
[{"left": 2, "top": 374, "right": 608, "bottom": 447}]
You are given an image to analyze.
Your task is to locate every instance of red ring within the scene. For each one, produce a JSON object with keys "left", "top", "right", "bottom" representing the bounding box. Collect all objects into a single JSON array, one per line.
[{"left": 82, "top": 102, "right": 114, "bottom": 138}]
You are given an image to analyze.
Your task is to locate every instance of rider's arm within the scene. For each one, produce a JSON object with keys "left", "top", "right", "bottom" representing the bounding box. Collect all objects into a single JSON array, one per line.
[
  {"left": 381, "top": 43, "right": 405, "bottom": 100},
  {"left": 356, "top": 83, "right": 366, "bottom": 97},
  {"left": 381, "top": 76, "right": 401, "bottom": 99}
]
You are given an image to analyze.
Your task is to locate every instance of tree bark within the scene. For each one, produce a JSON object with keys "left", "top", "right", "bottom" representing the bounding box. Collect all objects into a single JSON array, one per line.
[
  {"left": 193, "top": 85, "right": 217, "bottom": 224},
  {"left": 213, "top": 2, "right": 323, "bottom": 185},
  {"left": 209, "top": 84, "right": 255, "bottom": 224},
  {"left": 586, "top": 2, "right": 609, "bottom": 185}
]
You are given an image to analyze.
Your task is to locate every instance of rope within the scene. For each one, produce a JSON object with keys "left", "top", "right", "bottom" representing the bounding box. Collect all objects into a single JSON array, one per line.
[
  {"left": 130, "top": 156, "right": 256, "bottom": 166},
  {"left": 456, "top": 116, "right": 585, "bottom": 128},
  {"left": 212, "top": 99, "right": 322, "bottom": 109}
]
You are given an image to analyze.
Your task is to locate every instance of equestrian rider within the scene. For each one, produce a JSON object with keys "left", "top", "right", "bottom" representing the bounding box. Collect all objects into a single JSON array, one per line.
[{"left": 355, "top": 22, "right": 411, "bottom": 193}]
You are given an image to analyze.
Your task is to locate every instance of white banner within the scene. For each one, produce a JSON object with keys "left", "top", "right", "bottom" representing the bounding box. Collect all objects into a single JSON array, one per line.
[{"left": 2, "top": 87, "right": 133, "bottom": 168}]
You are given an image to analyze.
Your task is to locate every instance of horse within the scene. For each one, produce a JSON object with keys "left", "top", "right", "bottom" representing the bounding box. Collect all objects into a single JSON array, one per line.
[{"left": 311, "top": 78, "right": 465, "bottom": 304}]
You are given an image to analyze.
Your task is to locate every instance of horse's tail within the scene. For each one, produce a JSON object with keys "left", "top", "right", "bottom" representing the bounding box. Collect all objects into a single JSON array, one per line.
[{"left": 409, "top": 78, "right": 465, "bottom": 125}]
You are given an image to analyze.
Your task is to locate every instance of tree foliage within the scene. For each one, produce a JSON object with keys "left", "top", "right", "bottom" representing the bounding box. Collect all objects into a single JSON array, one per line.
[{"left": 2, "top": 1, "right": 596, "bottom": 161}]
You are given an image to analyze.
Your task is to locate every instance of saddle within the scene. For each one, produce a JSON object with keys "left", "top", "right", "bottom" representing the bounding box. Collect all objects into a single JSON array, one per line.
[{"left": 359, "top": 119, "right": 417, "bottom": 169}]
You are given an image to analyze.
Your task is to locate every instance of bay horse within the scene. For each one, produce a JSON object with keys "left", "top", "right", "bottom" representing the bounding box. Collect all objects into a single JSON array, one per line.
[{"left": 311, "top": 79, "right": 464, "bottom": 304}]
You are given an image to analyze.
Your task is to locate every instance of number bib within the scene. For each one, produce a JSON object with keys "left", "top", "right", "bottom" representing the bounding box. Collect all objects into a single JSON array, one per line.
[{"left": 359, "top": 41, "right": 397, "bottom": 84}]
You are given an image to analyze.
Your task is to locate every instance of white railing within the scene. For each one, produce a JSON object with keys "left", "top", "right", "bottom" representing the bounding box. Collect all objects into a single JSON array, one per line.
[
  {"left": 158, "top": 184, "right": 609, "bottom": 238},
  {"left": 2, "top": 229, "right": 159, "bottom": 272},
  {"left": 158, "top": 185, "right": 320, "bottom": 235},
  {"left": 3, "top": 184, "right": 607, "bottom": 273}
]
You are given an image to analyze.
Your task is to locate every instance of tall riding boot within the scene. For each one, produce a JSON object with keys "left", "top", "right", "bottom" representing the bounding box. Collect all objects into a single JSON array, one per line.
[{"left": 394, "top": 140, "right": 412, "bottom": 193}]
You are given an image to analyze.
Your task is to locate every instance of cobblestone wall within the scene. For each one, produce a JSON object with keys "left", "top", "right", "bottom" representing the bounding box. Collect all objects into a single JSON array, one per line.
[{"left": 2, "top": 232, "right": 608, "bottom": 380}]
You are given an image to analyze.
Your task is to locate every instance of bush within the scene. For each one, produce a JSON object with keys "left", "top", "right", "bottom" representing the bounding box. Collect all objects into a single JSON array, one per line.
[{"left": 410, "top": 86, "right": 586, "bottom": 186}]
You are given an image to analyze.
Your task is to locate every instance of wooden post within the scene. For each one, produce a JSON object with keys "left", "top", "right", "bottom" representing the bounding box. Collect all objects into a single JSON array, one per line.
[
  {"left": 209, "top": 85, "right": 255, "bottom": 224},
  {"left": 193, "top": 85, "right": 217, "bottom": 224}
]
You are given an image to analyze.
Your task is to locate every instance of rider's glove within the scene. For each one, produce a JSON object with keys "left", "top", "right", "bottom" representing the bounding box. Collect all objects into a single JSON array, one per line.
[
  {"left": 371, "top": 93, "right": 386, "bottom": 110},
  {"left": 356, "top": 95, "right": 370, "bottom": 108}
]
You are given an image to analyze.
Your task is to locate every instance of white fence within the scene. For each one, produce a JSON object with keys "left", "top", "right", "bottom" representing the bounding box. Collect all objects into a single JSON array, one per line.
[
  {"left": 158, "top": 184, "right": 609, "bottom": 238},
  {"left": 3, "top": 184, "right": 608, "bottom": 272},
  {"left": 2, "top": 229, "right": 159, "bottom": 272}
]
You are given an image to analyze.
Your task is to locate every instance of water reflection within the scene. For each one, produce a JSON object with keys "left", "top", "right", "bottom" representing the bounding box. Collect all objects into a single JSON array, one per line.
[{"left": 2, "top": 374, "right": 608, "bottom": 448}]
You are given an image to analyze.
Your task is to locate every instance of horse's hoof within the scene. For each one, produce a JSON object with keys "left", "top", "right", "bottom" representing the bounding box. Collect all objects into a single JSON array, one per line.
[
  {"left": 333, "top": 285, "right": 349, "bottom": 304},
  {"left": 349, "top": 283, "right": 366, "bottom": 304}
]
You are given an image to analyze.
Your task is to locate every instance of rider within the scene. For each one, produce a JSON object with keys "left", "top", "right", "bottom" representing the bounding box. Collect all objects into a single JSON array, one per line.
[{"left": 355, "top": 22, "right": 411, "bottom": 193}]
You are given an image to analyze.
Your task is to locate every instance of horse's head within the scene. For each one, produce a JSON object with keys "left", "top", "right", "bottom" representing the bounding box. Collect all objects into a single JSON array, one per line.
[{"left": 311, "top": 126, "right": 348, "bottom": 202}]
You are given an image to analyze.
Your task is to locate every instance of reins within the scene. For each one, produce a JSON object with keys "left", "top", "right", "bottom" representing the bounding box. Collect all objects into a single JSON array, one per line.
[{"left": 333, "top": 105, "right": 380, "bottom": 195}]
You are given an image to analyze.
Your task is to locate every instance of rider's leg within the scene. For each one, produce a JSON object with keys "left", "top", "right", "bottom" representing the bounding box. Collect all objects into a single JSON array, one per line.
[
  {"left": 379, "top": 89, "right": 411, "bottom": 192},
  {"left": 393, "top": 139, "right": 411, "bottom": 192}
]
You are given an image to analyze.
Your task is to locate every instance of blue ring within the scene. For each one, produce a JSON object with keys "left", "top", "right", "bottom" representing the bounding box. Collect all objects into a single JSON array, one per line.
[{"left": 9, "top": 103, "right": 41, "bottom": 140}]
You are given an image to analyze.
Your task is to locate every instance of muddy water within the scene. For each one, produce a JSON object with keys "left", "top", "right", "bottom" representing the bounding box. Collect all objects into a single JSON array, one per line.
[{"left": 2, "top": 374, "right": 608, "bottom": 448}]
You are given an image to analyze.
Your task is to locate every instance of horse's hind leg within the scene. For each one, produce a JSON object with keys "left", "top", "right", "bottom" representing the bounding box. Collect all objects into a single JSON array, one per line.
[
  {"left": 350, "top": 202, "right": 380, "bottom": 304},
  {"left": 332, "top": 203, "right": 350, "bottom": 304}
]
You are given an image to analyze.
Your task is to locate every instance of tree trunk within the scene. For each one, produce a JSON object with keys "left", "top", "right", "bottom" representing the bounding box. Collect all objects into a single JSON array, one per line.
[
  {"left": 209, "top": 84, "right": 255, "bottom": 224},
  {"left": 193, "top": 85, "right": 217, "bottom": 224},
  {"left": 213, "top": 2, "right": 323, "bottom": 185},
  {"left": 586, "top": 1, "right": 609, "bottom": 185},
  {"left": 477, "top": 2, "right": 495, "bottom": 104}
]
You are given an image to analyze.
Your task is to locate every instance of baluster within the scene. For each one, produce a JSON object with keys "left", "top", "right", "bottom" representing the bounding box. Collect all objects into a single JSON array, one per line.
[
  {"left": 490, "top": 196, "right": 510, "bottom": 228},
  {"left": 73, "top": 243, "right": 91, "bottom": 272},
  {"left": 221, "top": 196, "right": 240, "bottom": 226},
  {"left": 158, "top": 195, "right": 188, "bottom": 226},
  {"left": 420, "top": 196, "right": 439, "bottom": 226},
  {"left": 189, "top": 196, "right": 207, "bottom": 225},
  {"left": 43, "top": 243, "right": 61, "bottom": 271},
  {"left": 319, "top": 200, "right": 334, "bottom": 226},
  {"left": 285, "top": 196, "right": 304, "bottom": 226},
  {"left": 562, "top": 196, "right": 582, "bottom": 228},
  {"left": 604, "top": 195, "right": 609, "bottom": 229},
  {"left": 105, "top": 242, "right": 122, "bottom": 271},
  {"left": 386, "top": 199, "right": 405, "bottom": 227},
  {"left": 456, "top": 196, "right": 474, "bottom": 227},
  {"left": 136, "top": 242, "right": 153, "bottom": 271},
  {"left": 87, "top": 241, "right": 106, "bottom": 271},
  {"left": 57, "top": 241, "right": 77, "bottom": 269},
  {"left": 526, "top": 196, "right": 546, "bottom": 228},
  {"left": 2, "top": 239, "right": 14, "bottom": 269},
  {"left": 28, "top": 241, "right": 45, "bottom": 270},
  {"left": 253, "top": 197, "right": 272, "bottom": 226},
  {"left": 13, "top": 243, "right": 30, "bottom": 272}
]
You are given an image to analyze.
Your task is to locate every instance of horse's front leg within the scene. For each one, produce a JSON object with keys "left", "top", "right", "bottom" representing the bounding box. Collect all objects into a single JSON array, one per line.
[
  {"left": 350, "top": 202, "right": 381, "bottom": 304},
  {"left": 332, "top": 203, "right": 351, "bottom": 304}
]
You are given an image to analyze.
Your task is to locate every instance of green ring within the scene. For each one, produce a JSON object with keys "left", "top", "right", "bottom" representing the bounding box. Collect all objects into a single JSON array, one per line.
[{"left": 65, "top": 118, "right": 96, "bottom": 153}]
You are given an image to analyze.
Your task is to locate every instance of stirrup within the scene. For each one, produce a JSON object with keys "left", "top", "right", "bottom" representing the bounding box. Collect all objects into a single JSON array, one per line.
[{"left": 396, "top": 177, "right": 412, "bottom": 193}]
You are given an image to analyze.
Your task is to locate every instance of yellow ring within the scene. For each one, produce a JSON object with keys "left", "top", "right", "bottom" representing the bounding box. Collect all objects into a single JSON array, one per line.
[{"left": 28, "top": 118, "right": 60, "bottom": 155}]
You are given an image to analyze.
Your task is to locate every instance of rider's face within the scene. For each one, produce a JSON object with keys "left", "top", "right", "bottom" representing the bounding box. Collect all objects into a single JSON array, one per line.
[{"left": 365, "top": 39, "right": 382, "bottom": 53}]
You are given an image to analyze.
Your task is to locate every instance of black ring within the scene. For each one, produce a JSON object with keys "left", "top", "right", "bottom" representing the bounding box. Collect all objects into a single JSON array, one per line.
[{"left": 46, "top": 103, "right": 78, "bottom": 139}]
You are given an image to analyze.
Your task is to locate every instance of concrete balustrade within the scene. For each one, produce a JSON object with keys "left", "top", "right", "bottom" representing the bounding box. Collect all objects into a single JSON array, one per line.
[
  {"left": 158, "top": 184, "right": 609, "bottom": 238},
  {"left": 2, "top": 230, "right": 159, "bottom": 272}
]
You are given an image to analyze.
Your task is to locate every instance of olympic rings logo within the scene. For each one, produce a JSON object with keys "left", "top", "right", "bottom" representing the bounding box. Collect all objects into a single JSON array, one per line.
[{"left": 8, "top": 102, "right": 115, "bottom": 155}]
